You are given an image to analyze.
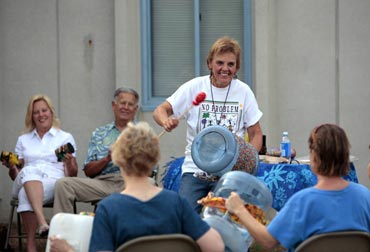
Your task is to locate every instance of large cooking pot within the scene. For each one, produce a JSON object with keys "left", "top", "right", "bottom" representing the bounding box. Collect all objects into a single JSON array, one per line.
[
  {"left": 191, "top": 126, "right": 259, "bottom": 177},
  {"left": 201, "top": 171, "right": 273, "bottom": 252}
]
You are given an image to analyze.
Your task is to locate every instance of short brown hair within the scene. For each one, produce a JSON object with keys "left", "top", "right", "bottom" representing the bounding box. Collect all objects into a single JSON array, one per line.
[
  {"left": 308, "top": 124, "right": 350, "bottom": 176},
  {"left": 111, "top": 122, "right": 160, "bottom": 177},
  {"left": 206, "top": 36, "right": 242, "bottom": 71}
]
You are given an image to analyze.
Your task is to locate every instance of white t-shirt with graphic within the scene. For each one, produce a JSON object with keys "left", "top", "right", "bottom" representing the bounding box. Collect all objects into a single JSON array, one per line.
[{"left": 167, "top": 75, "right": 263, "bottom": 174}]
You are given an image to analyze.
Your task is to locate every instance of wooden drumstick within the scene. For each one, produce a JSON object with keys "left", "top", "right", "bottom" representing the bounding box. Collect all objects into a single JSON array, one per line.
[{"left": 158, "top": 92, "right": 206, "bottom": 138}]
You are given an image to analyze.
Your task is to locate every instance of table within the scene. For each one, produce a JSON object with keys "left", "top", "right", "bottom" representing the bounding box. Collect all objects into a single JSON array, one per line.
[
  {"left": 162, "top": 157, "right": 359, "bottom": 211},
  {"left": 258, "top": 162, "right": 358, "bottom": 210}
]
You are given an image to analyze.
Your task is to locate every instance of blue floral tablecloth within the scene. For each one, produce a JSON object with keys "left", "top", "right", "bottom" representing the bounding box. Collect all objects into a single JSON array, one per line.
[{"left": 162, "top": 157, "right": 359, "bottom": 211}]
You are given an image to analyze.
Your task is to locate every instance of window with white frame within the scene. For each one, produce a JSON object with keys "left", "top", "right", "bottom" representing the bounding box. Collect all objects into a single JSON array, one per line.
[{"left": 140, "top": 0, "right": 252, "bottom": 111}]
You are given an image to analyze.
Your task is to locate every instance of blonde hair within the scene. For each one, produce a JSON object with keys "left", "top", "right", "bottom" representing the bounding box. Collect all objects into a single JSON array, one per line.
[
  {"left": 24, "top": 94, "right": 60, "bottom": 133},
  {"left": 111, "top": 122, "right": 160, "bottom": 177},
  {"left": 206, "top": 36, "right": 242, "bottom": 71}
]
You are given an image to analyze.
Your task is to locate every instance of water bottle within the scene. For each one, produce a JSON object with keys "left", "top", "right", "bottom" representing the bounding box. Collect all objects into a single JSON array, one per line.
[{"left": 280, "top": 131, "right": 291, "bottom": 159}]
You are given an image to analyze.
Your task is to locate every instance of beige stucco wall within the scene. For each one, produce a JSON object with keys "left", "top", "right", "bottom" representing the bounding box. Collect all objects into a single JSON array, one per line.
[
  {"left": 0, "top": 0, "right": 117, "bottom": 221},
  {"left": 253, "top": 0, "right": 370, "bottom": 188},
  {"left": 0, "top": 0, "right": 369, "bottom": 223}
]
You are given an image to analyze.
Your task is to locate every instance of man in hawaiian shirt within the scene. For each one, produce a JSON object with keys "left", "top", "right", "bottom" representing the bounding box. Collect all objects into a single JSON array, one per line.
[{"left": 53, "top": 87, "right": 139, "bottom": 214}]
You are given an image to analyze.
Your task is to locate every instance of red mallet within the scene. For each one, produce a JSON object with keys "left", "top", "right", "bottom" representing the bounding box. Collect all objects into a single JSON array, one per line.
[
  {"left": 192, "top": 92, "right": 207, "bottom": 106},
  {"left": 158, "top": 92, "right": 207, "bottom": 138}
]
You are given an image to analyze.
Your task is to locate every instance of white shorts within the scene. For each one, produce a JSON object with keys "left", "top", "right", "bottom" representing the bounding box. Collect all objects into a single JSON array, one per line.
[{"left": 11, "top": 165, "right": 64, "bottom": 212}]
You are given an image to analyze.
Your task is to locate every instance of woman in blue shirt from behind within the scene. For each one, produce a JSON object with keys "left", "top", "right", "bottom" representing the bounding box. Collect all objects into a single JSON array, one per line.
[
  {"left": 225, "top": 123, "right": 370, "bottom": 252},
  {"left": 89, "top": 122, "right": 224, "bottom": 252}
]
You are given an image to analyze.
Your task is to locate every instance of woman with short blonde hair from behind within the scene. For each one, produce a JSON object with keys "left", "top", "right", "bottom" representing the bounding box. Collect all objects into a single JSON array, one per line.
[{"left": 88, "top": 121, "right": 224, "bottom": 252}]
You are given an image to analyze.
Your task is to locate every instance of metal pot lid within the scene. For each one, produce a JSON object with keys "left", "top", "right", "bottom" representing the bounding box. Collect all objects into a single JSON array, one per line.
[{"left": 191, "top": 126, "right": 238, "bottom": 176}]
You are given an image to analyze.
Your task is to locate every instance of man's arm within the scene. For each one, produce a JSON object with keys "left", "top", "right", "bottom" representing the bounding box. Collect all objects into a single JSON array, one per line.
[
  {"left": 84, "top": 154, "right": 111, "bottom": 178},
  {"left": 83, "top": 128, "right": 113, "bottom": 178}
]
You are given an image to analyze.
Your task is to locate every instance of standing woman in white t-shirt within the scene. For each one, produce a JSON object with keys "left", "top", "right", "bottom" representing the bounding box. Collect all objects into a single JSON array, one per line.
[
  {"left": 153, "top": 36, "right": 263, "bottom": 213},
  {"left": 1, "top": 94, "right": 78, "bottom": 252}
]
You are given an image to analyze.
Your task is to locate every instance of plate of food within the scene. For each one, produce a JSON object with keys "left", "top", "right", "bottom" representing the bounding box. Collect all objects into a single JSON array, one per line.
[{"left": 198, "top": 192, "right": 268, "bottom": 226}]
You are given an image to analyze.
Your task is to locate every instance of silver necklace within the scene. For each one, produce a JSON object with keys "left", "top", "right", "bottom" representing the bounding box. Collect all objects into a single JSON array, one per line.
[{"left": 210, "top": 81, "right": 231, "bottom": 125}]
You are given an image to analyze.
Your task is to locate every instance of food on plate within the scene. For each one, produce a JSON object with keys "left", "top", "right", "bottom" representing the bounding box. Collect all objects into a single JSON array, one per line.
[{"left": 197, "top": 192, "right": 268, "bottom": 225}]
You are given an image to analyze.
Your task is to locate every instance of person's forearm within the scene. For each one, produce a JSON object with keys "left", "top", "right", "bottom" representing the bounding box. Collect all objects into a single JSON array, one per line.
[
  {"left": 8, "top": 166, "right": 19, "bottom": 181},
  {"left": 234, "top": 207, "right": 278, "bottom": 249},
  {"left": 247, "top": 123, "right": 263, "bottom": 151},
  {"left": 64, "top": 157, "right": 78, "bottom": 177},
  {"left": 153, "top": 103, "right": 180, "bottom": 133},
  {"left": 153, "top": 106, "right": 170, "bottom": 127},
  {"left": 249, "top": 133, "right": 262, "bottom": 152},
  {"left": 84, "top": 156, "right": 110, "bottom": 178}
]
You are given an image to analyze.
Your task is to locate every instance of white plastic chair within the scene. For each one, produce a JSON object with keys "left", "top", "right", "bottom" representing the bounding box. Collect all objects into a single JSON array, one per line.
[{"left": 45, "top": 213, "right": 94, "bottom": 252}]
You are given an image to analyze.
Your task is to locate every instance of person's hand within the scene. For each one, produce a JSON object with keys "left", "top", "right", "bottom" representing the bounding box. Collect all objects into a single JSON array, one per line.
[
  {"left": 162, "top": 116, "right": 179, "bottom": 132},
  {"left": 225, "top": 192, "right": 247, "bottom": 216},
  {"left": 62, "top": 153, "right": 75, "bottom": 166},
  {"left": 367, "top": 162, "right": 370, "bottom": 180},
  {"left": 49, "top": 235, "right": 74, "bottom": 252},
  {"left": 1, "top": 159, "right": 12, "bottom": 169},
  {"left": 1, "top": 151, "right": 20, "bottom": 168},
  {"left": 62, "top": 153, "right": 78, "bottom": 177},
  {"left": 2, "top": 158, "right": 21, "bottom": 180}
]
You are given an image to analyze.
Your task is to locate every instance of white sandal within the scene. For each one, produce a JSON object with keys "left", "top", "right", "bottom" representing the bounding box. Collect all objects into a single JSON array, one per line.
[{"left": 37, "top": 224, "right": 49, "bottom": 237}]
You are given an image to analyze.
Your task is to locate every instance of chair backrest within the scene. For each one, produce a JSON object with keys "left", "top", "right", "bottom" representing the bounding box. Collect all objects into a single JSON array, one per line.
[
  {"left": 115, "top": 234, "right": 201, "bottom": 252},
  {"left": 295, "top": 230, "right": 370, "bottom": 252}
]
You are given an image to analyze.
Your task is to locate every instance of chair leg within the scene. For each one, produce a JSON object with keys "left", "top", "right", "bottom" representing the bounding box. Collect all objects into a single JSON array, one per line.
[
  {"left": 17, "top": 211, "right": 22, "bottom": 251},
  {"left": 5, "top": 200, "right": 62, "bottom": 251},
  {"left": 73, "top": 200, "right": 77, "bottom": 214},
  {"left": 91, "top": 200, "right": 100, "bottom": 213},
  {"left": 4, "top": 203, "right": 15, "bottom": 250}
]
